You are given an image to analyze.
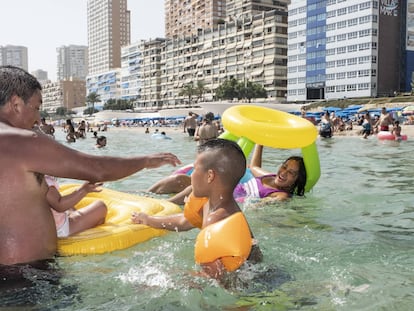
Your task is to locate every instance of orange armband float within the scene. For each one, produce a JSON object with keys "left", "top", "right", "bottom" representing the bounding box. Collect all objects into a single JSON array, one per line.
[
  {"left": 195, "top": 212, "right": 252, "bottom": 272},
  {"left": 183, "top": 193, "right": 208, "bottom": 229}
]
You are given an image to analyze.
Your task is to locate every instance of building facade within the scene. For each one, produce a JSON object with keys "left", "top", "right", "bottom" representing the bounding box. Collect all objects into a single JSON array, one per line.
[
  {"left": 0, "top": 45, "right": 28, "bottom": 70},
  {"left": 41, "top": 79, "right": 86, "bottom": 113},
  {"left": 287, "top": 0, "right": 405, "bottom": 102},
  {"left": 31, "top": 69, "right": 49, "bottom": 84},
  {"left": 120, "top": 42, "right": 143, "bottom": 102},
  {"left": 87, "top": 0, "right": 130, "bottom": 75},
  {"left": 57, "top": 45, "right": 89, "bottom": 81},
  {"left": 226, "top": 0, "right": 290, "bottom": 19},
  {"left": 165, "top": 0, "right": 227, "bottom": 39}
]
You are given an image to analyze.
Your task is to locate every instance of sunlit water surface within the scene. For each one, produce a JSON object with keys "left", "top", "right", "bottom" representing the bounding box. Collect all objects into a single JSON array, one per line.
[{"left": 3, "top": 127, "right": 414, "bottom": 310}]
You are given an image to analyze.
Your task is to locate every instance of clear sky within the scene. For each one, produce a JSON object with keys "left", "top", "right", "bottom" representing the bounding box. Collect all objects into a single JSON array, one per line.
[{"left": 0, "top": 0, "right": 164, "bottom": 81}]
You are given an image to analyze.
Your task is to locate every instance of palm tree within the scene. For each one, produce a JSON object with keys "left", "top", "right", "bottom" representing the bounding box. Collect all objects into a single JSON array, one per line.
[
  {"left": 179, "top": 83, "right": 196, "bottom": 106},
  {"left": 195, "top": 81, "right": 208, "bottom": 102},
  {"left": 86, "top": 92, "right": 101, "bottom": 115}
]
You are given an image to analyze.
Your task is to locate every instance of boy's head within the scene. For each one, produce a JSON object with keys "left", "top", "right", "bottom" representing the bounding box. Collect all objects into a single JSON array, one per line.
[{"left": 192, "top": 139, "right": 246, "bottom": 195}]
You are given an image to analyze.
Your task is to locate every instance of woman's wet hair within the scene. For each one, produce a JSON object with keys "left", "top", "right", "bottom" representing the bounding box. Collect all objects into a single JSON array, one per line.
[{"left": 283, "top": 156, "right": 306, "bottom": 196}]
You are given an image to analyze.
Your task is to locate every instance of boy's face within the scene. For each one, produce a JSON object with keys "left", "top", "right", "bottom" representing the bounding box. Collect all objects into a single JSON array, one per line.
[{"left": 191, "top": 153, "right": 209, "bottom": 197}]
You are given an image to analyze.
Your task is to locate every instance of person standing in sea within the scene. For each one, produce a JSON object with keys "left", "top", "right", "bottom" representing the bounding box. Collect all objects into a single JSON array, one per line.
[{"left": 183, "top": 111, "right": 198, "bottom": 137}]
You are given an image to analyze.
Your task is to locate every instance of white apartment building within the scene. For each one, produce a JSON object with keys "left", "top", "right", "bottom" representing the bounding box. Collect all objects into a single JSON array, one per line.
[
  {"left": 86, "top": 69, "right": 122, "bottom": 107},
  {"left": 287, "top": 0, "right": 403, "bottom": 102},
  {"left": 120, "top": 42, "right": 143, "bottom": 102},
  {"left": 57, "top": 45, "right": 88, "bottom": 81},
  {"left": 0, "top": 45, "right": 28, "bottom": 71}
]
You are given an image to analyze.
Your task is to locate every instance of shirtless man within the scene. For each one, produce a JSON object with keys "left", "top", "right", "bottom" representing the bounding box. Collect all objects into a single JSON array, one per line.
[
  {"left": 194, "top": 112, "right": 219, "bottom": 145},
  {"left": 0, "top": 66, "right": 181, "bottom": 266},
  {"left": 183, "top": 111, "right": 198, "bottom": 137},
  {"left": 375, "top": 107, "right": 394, "bottom": 132}
]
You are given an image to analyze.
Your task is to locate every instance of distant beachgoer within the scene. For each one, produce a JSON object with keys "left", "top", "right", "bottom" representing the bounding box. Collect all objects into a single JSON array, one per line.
[
  {"left": 194, "top": 112, "right": 219, "bottom": 145},
  {"left": 392, "top": 120, "right": 402, "bottom": 139},
  {"left": 96, "top": 135, "right": 107, "bottom": 148},
  {"left": 183, "top": 112, "right": 198, "bottom": 137},
  {"left": 145, "top": 127, "right": 150, "bottom": 134},
  {"left": 375, "top": 107, "right": 394, "bottom": 132},
  {"left": 39, "top": 117, "right": 55, "bottom": 137},
  {"left": 65, "top": 119, "right": 76, "bottom": 143},
  {"left": 319, "top": 111, "right": 333, "bottom": 138},
  {"left": 361, "top": 113, "right": 372, "bottom": 139},
  {"left": 77, "top": 120, "right": 86, "bottom": 138}
]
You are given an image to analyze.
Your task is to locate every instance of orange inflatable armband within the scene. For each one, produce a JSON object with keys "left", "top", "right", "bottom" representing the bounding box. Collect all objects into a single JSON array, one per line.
[
  {"left": 183, "top": 193, "right": 208, "bottom": 229},
  {"left": 195, "top": 212, "right": 252, "bottom": 272}
]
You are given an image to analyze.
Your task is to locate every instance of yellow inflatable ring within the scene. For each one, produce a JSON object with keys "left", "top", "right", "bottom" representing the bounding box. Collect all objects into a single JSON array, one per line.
[
  {"left": 220, "top": 105, "right": 320, "bottom": 192},
  {"left": 57, "top": 184, "right": 182, "bottom": 256}
]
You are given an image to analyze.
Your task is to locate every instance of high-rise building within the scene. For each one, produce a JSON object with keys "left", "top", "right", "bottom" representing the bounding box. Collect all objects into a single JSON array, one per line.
[
  {"left": 226, "top": 0, "right": 290, "bottom": 20},
  {"left": 287, "top": 0, "right": 405, "bottom": 102},
  {"left": 0, "top": 45, "right": 28, "bottom": 71},
  {"left": 165, "top": 0, "right": 227, "bottom": 39},
  {"left": 56, "top": 45, "right": 88, "bottom": 81},
  {"left": 31, "top": 69, "right": 49, "bottom": 84},
  {"left": 87, "top": 0, "right": 130, "bottom": 75}
]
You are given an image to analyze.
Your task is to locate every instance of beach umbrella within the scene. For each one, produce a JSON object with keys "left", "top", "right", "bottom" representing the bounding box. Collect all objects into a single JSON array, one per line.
[{"left": 402, "top": 105, "right": 414, "bottom": 115}]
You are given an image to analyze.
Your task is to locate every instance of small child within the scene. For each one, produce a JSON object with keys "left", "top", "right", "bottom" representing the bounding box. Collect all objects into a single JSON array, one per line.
[
  {"left": 132, "top": 139, "right": 262, "bottom": 281},
  {"left": 45, "top": 175, "right": 107, "bottom": 237},
  {"left": 96, "top": 136, "right": 107, "bottom": 148},
  {"left": 392, "top": 120, "right": 402, "bottom": 139}
]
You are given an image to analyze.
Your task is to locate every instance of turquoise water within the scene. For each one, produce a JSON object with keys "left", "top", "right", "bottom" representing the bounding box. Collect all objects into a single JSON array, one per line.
[{"left": 5, "top": 127, "right": 414, "bottom": 310}]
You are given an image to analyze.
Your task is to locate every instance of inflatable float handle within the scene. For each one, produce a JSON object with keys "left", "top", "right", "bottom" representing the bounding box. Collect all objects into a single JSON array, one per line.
[
  {"left": 219, "top": 131, "right": 255, "bottom": 158},
  {"left": 302, "top": 142, "right": 321, "bottom": 192}
]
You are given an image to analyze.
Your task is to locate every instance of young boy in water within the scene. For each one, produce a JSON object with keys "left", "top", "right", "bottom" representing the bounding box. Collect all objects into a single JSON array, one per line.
[{"left": 132, "top": 139, "right": 262, "bottom": 280}]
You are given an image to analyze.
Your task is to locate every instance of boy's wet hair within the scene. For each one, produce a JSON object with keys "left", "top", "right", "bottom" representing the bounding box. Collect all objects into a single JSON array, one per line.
[{"left": 198, "top": 139, "right": 246, "bottom": 187}]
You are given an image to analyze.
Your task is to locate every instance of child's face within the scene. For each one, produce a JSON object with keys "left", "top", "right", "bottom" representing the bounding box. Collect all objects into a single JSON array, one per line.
[{"left": 191, "top": 153, "right": 209, "bottom": 197}]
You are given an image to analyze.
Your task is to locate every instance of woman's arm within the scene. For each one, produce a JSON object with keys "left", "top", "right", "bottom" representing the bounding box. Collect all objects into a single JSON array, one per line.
[{"left": 249, "top": 145, "right": 271, "bottom": 177}]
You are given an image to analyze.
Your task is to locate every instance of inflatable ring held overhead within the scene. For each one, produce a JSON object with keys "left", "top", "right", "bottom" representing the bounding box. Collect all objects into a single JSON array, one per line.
[
  {"left": 219, "top": 105, "right": 320, "bottom": 192},
  {"left": 57, "top": 184, "right": 182, "bottom": 256}
]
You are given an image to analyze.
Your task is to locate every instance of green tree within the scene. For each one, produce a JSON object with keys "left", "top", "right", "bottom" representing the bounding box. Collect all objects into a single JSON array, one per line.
[
  {"left": 86, "top": 92, "right": 101, "bottom": 115},
  {"left": 55, "top": 107, "right": 68, "bottom": 116},
  {"left": 195, "top": 81, "right": 208, "bottom": 102},
  {"left": 215, "top": 78, "right": 239, "bottom": 100},
  {"left": 103, "top": 99, "right": 134, "bottom": 110},
  {"left": 215, "top": 78, "right": 267, "bottom": 102},
  {"left": 244, "top": 80, "right": 267, "bottom": 102},
  {"left": 179, "top": 82, "right": 196, "bottom": 105}
]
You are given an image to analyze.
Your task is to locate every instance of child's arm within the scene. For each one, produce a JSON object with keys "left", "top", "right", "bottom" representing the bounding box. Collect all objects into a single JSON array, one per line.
[
  {"left": 131, "top": 212, "right": 195, "bottom": 231},
  {"left": 249, "top": 145, "right": 271, "bottom": 177},
  {"left": 46, "top": 182, "right": 103, "bottom": 213}
]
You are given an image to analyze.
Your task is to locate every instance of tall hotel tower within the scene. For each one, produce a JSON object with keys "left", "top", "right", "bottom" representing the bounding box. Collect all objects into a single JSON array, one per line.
[
  {"left": 287, "top": 0, "right": 405, "bottom": 102},
  {"left": 87, "top": 0, "right": 131, "bottom": 75},
  {"left": 165, "top": 0, "right": 227, "bottom": 38}
]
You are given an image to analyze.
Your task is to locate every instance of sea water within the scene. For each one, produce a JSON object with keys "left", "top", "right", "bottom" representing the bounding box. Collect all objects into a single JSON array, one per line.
[{"left": 3, "top": 127, "right": 414, "bottom": 310}]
